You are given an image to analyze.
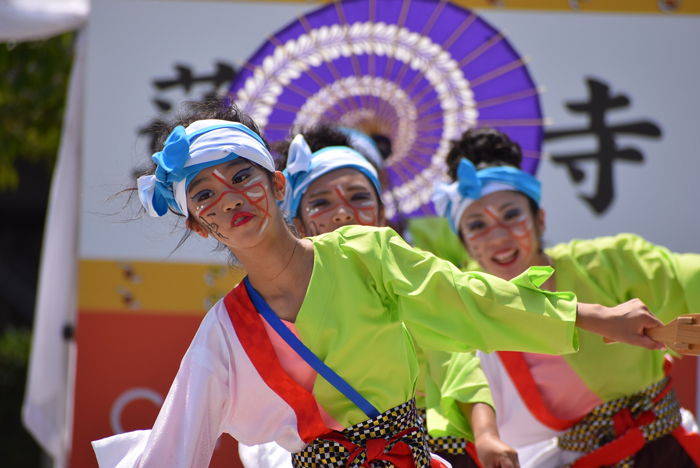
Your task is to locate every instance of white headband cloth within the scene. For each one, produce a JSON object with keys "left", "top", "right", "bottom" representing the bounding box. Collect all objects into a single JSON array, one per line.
[
  {"left": 339, "top": 127, "right": 384, "bottom": 169},
  {"left": 432, "top": 158, "right": 542, "bottom": 234},
  {"left": 137, "top": 120, "right": 275, "bottom": 217},
  {"left": 279, "top": 134, "right": 382, "bottom": 218}
]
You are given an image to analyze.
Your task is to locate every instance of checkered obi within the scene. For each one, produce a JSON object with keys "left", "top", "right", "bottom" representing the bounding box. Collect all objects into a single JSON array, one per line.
[
  {"left": 557, "top": 376, "right": 681, "bottom": 468},
  {"left": 417, "top": 408, "right": 469, "bottom": 455},
  {"left": 292, "top": 399, "right": 431, "bottom": 468}
]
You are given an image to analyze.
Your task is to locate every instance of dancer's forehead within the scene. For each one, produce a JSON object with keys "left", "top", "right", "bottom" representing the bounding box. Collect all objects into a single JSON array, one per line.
[
  {"left": 461, "top": 191, "right": 530, "bottom": 222},
  {"left": 187, "top": 159, "right": 254, "bottom": 194},
  {"left": 304, "top": 168, "right": 376, "bottom": 198}
]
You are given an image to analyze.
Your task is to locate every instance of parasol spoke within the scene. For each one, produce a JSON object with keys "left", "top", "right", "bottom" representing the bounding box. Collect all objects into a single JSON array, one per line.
[
  {"left": 334, "top": 0, "right": 370, "bottom": 110},
  {"left": 469, "top": 56, "right": 531, "bottom": 88},
  {"left": 389, "top": 152, "right": 433, "bottom": 171},
  {"left": 475, "top": 86, "right": 545, "bottom": 109},
  {"left": 457, "top": 31, "right": 507, "bottom": 68},
  {"left": 376, "top": 0, "right": 412, "bottom": 118},
  {"left": 401, "top": 11, "right": 478, "bottom": 99},
  {"left": 477, "top": 118, "right": 551, "bottom": 127},
  {"left": 389, "top": 159, "right": 436, "bottom": 216},
  {"left": 521, "top": 149, "right": 552, "bottom": 161},
  {"left": 239, "top": 60, "right": 312, "bottom": 102},
  {"left": 293, "top": 18, "right": 360, "bottom": 112},
  {"left": 390, "top": 0, "right": 449, "bottom": 94}
]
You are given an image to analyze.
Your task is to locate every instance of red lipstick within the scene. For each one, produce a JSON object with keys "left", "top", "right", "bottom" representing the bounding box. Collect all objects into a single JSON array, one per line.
[{"left": 230, "top": 211, "right": 254, "bottom": 227}]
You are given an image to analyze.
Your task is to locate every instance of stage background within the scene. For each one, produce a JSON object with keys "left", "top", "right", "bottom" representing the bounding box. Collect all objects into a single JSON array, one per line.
[{"left": 72, "top": 1, "right": 700, "bottom": 467}]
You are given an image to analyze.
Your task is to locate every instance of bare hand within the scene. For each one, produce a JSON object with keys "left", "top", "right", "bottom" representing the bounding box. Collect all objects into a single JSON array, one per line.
[
  {"left": 475, "top": 433, "right": 520, "bottom": 468},
  {"left": 577, "top": 299, "right": 665, "bottom": 350}
]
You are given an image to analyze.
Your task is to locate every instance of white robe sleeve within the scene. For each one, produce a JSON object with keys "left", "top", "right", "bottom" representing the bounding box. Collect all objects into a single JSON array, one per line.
[
  {"left": 92, "top": 306, "right": 236, "bottom": 468},
  {"left": 92, "top": 299, "right": 311, "bottom": 468}
]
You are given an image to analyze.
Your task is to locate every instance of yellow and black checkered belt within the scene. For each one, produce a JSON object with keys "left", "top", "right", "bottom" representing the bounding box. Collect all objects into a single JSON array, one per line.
[
  {"left": 292, "top": 398, "right": 431, "bottom": 468},
  {"left": 557, "top": 376, "right": 681, "bottom": 468},
  {"left": 416, "top": 408, "right": 469, "bottom": 455}
]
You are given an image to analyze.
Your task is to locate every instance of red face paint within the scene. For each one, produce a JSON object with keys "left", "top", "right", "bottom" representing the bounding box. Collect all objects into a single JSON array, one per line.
[
  {"left": 197, "top": 170, "right": 272, "bottom": 236},
  {"left": 466, "top": 206, "right": 534, "bottom": 259},
  {"left": 307, "top": 187, "right": 377, "bottom": 227}
]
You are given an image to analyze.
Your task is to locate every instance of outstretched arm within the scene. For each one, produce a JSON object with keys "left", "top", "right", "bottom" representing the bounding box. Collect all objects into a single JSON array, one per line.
[{"left": 576, "top": 299, "right": 666, "bottom": 351}]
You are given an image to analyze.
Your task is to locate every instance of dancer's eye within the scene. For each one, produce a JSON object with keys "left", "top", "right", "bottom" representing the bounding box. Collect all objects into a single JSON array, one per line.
[
  {"left": 309, "top": 199, "right": 329, "bottom": 208},
  {"left": 351, "top": 192, "right": 371, "bottom": 201},
  {"left": 466, "top": 220, "right": 485, "bottom": 231},
  {"left": 192, "top": 190, "right": 214, "bottom": 203},
  {"left": 232, "top": 166, "right": 254, "bottom": 185},
  {"left": 504, "top": 208, "right": 521, "bottom": 221}
]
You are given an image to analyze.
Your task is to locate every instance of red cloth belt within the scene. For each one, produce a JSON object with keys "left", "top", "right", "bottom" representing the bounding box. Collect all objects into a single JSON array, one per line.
[
  {"left": 569, "top": 379, "right": 697, "bottom": 468},
  {"left": 321, "top": 427, "right": 419, "bottom": 468}
]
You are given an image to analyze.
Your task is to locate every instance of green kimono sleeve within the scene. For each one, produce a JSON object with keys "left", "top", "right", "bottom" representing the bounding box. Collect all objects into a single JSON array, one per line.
[
  {"left": 371, "top": 228, "right": 579, "bottom": 355},
  {"left": 424, "top": 350, "right": 493, "bottom": 441},
  {"left": 408, "top": 217, "right": 472, "bottom": 269},
  {"left": 549, "top": 234, "right": 700, "bottom": 324},
  {"left": 413, "top": 337, "right": 428, "bottom": 410}
]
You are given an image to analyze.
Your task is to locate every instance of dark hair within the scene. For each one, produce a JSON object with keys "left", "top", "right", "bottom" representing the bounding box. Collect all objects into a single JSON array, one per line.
[
  {"left": 447, "top": 127, "right": 542, "bottom": 248},
  {"left": 272, "top": 122, "right": 351, "bottom": 170},
  {"left": 445, "top": 127, "right": 523, "bottom": 180},
  {"left": 123, "top": 98, "right": 292, "bottom": 267}
]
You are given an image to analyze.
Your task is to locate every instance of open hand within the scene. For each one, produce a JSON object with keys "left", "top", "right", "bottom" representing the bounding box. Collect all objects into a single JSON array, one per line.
[
  {"left": 577, "top": 299, "right": 665, "bottom": 350},
  {"left": 475, "top": 433, "right": 519, "bottom": 468}
]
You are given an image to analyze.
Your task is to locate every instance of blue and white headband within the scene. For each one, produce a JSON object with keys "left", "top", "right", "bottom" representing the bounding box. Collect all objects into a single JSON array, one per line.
[
  {"left": 432, "top": 158, "right": 542, "bottom": 234},
  {"left": 339, "top": 127, "right": 384, "bottom": 169},
  {"left": 137, "top": 119, "right": 275, "bottom": 217},
  {"left": 279, "top": 134, "right": 382, "bottom": 218}
]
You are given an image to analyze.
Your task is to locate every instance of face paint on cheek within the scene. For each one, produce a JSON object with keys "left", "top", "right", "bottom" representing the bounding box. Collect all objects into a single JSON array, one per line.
[
  {"left": 483, "top": 206, "right": 535, "bottom": 259},
  {"left": 307, "top": 206, "right": 323, "bottom": 217},
  {"left": 358, "top": 211, "right": 374, "bottom": 222},
  {"left": 207, "top": 170, "right": 273, "bottom": 237},
  {"left": 243, "top": 175, "right": 263, "bottom": 187}
]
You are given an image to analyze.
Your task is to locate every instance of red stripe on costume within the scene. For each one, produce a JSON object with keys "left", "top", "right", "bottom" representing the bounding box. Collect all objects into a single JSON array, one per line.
[
  {"left": 672, "top": 426, "right": 700, "bottom": 465},
  {"left": 225, "top": 284, "right": 330, "bottom": 443},
  {"left": 497, "top": 351, "right": 582, "bottom": 431}
]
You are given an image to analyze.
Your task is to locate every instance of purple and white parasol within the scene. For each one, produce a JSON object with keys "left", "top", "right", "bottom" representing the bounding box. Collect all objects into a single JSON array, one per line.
[{"left": 229, "top": 0, "right": 544, "bottom": 222}]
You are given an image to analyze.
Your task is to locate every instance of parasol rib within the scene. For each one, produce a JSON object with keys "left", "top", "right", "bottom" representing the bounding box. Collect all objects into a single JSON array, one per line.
[
  {"left": 475, "top": 86, "right": 545, "bottom": 109},
  {"left": 457, "top": 31, "right": 508, "bottom": 68},
  {"left": 469, "top": 56, "right": 531, "bottom": 88}
]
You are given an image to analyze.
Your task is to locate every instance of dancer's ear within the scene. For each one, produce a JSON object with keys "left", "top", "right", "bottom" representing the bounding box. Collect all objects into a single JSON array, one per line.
[
  {"left": 272, "top": 171, "right": 286, "bottom": 201},
  {"left": 293, "top": 217, "right": 308, "bottom": 238},
  {"left": 186, "top": 217, "right": 209, "bottom": 238}
]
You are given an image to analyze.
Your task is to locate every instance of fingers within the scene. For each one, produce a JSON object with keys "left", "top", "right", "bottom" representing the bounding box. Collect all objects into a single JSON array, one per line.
[
  {"left": 496, "top": 453, "right": 520, "bottom": 468},
  {"left": 636, "top": 334, "right": 667, "bottom": 351}
]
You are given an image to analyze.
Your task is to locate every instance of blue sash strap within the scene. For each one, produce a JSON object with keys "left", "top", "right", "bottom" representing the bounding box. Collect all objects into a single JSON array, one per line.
[{"left": 244, "top": 277, "right": 381, "bottom": 419}]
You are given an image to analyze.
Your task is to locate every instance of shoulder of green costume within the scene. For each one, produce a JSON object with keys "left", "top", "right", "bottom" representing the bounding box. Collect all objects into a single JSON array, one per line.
[
  {"left": 545, "top": 233, "right": 656, "bottom": 262},
  {"left": 309, "top": 225, "right": 401, "bottom": 243}
]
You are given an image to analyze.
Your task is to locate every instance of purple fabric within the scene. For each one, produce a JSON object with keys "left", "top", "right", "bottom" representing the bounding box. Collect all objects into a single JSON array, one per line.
[{"left": 229, "top": 0, "right": 544, "bottom": 221}]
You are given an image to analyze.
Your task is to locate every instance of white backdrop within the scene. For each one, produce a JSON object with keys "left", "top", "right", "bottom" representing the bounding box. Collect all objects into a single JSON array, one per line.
[{"left": 80, "top": 0, "right": 700, "bottom": 262}]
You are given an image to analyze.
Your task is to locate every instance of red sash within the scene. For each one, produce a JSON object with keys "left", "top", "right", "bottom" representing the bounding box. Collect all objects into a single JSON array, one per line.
[
  {"left": 499, "top": 352, "right": 700, "bottom": 466},
  {"left": 497, "top": 351, "right": 582, "bottom": 431},
  {"left": 224, "top": 283, "right": 330, "bottom": 443}
]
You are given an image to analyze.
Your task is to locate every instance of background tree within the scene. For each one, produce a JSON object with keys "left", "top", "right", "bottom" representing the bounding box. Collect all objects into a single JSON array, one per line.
[{"left": 0, "top": 32, "right": 75, "bottom": 467}]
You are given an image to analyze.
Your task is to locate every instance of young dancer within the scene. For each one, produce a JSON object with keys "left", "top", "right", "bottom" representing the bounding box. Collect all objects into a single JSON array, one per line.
[
  {"left": 246, "top": 124, "right": 513, "bottom": 468},
  {"left": 433, "top": 127, "right": 700, "bottom": 468},
  {"left": 92, "top": 101, "right": 664, "bottom": 468}
]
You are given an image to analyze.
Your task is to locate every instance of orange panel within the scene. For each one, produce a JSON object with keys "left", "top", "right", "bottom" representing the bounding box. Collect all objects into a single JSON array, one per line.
[{"left": 70, "top": 311, "right": 244, "bottom": 468}]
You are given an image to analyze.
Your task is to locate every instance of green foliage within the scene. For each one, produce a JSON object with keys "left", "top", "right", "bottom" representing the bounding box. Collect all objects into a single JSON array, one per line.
[
  {"left": 0, "top": 34, "right": 74, "bottom": 191},
  {"left": 0, "top": 326, "right": 41, "bottom": 467}
]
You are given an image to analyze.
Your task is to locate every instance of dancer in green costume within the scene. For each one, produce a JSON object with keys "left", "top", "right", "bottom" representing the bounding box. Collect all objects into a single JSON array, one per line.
[{"left": 432, "top": 127, "right": 700, "bottom": 468}]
